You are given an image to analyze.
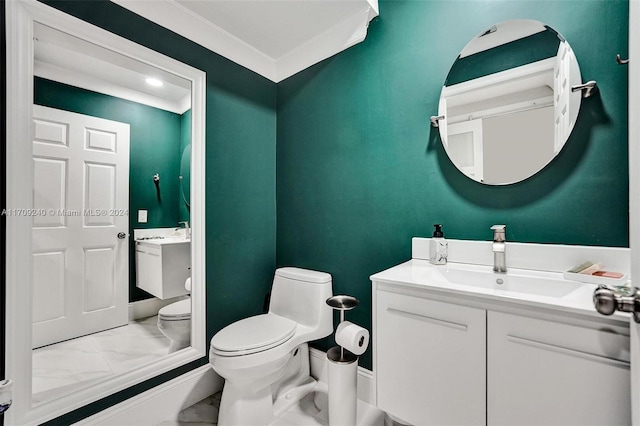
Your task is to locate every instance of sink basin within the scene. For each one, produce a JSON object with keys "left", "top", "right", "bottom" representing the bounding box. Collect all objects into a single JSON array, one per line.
[{"left": 437, "top": 265, "right": 582, "bottom": 298}]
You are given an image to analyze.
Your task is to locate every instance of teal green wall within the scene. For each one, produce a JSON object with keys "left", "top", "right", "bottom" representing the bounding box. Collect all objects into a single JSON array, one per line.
[
  {"left": 34, "top": 1, "right": 277, "bottom": 423},
  {"left": 445, "top": 27, "right": 561, "bottom": 86},
  {"left": 34, "top": 77, "right": 184, "bottom": 302},
  {"left": 276, "top": 0, "right": 629, "bottom": 370}
]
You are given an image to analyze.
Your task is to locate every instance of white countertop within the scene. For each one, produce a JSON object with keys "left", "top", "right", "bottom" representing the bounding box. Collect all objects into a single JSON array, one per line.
[
  {"left": 370, "top": 259, "right": 630, "bottom": 324},
  {"left": 133, "top": 227, "right": 190, "bottom": 247},
  {"left": 135, "top": 237, "right": 190, "bottom": 247}
]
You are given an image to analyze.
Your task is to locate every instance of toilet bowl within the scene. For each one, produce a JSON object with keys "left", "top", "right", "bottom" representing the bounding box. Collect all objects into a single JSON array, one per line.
[
  {"left": 209, "top": 267, "right": 333, "bottom": 426},
  {"left": 157, "top": 277, "right": 191, "bottom": 353}
]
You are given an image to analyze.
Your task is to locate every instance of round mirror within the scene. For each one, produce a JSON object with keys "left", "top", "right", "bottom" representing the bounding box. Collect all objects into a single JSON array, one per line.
[{"left": 437, "top": 20, "right": 582, "bottom": 185}]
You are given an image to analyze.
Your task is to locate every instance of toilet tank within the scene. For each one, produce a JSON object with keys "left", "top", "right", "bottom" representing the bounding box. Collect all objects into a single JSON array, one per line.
[{"left": 269, "top": 267, "right": 333, "bottom": 337}]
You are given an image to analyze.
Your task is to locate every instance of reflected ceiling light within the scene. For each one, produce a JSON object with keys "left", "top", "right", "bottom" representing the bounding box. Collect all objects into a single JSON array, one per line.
[{"left": 146, "top": 77, "right": 164, "bottom": 87}]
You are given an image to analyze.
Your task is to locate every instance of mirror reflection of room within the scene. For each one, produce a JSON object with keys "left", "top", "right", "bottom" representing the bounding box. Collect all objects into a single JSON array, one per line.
[
  {"left": 31, "top": 23, "right": 192, "bottom": 403},
  {"left": 437, "top": 20, "right": 582, "bottom": 185}
]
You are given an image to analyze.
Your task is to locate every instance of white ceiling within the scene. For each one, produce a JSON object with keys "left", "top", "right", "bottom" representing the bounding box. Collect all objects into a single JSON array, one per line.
[
  {"left": 177, "top": 1, "right": 371, "bottom": 59},
  {"left": 112, "top": 0, "right": 379, "bottom": 82},
  {"left": 34, "top": 23, "right": 192, "bottom": 114}
]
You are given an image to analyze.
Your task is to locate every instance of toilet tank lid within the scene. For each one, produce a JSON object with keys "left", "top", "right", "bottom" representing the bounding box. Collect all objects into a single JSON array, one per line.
[{"left": 275, "top": 267, "right": 332, "bottom": 284}]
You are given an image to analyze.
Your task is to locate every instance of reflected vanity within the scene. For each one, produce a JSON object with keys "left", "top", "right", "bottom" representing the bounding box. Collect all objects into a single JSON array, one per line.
[
  {"left": 435, "top": 20, "right": 588, "bottom": 185},
  {"left": 5, "top": 1, "right": 206, "bottom": 424}
]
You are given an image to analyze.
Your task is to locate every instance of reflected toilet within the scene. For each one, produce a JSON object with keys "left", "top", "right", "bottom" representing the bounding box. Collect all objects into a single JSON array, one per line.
[{"left": 157, "top": 277, "right": 191, "bottom": 353}]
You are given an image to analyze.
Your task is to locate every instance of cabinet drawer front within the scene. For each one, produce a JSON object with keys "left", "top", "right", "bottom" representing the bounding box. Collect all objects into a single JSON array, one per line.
[
  {"left": 135, "top": 242, "right": 162, "bottom": 256},
  {"left": 376, "top": 291, "right": 486, "bottom": 426},
  {"left": 488, "top": 311, "right": 630, "bottom": 426}
]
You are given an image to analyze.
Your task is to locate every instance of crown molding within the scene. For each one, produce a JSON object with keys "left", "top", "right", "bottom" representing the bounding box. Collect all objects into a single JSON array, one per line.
[
  {"left": 34, "top": 61, "right": 190, "bottom": 114},
  {"left": 111, "top": 0, "right": 378, "bottom": 83},
  {"left": 275, "top": 7, "right": 374, "bottom": 82}
]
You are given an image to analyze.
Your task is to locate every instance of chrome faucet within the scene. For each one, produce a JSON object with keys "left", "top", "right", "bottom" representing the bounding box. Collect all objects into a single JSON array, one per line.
[
  {"left": 177, "top": 221, "right": 191, "bottom": 239},
  {"left": 491, "top": 225, "right": 506, "bottom": 273}
]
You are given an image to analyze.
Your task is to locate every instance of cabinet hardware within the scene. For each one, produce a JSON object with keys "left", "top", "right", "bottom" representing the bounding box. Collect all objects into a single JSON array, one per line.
[
  {"left": 387, "top": 307, "right": 468, "bottom": 331},
  {"left": 616, "top": 54, "right": 629, "bottom": 65},
  {"left": 507, "top": 335, "right": 629, "bottom": 368}
]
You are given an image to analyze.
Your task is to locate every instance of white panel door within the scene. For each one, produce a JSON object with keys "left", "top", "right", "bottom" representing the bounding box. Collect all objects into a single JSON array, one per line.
[
  {"left": 446, "top": 119, "right": 484, "bottom": 181},
  {"left": 553, "top": 40, "right": 580, "bottom": 154},
  {"left": 32, "top": 105, "right": 130, "bottom": 348}
]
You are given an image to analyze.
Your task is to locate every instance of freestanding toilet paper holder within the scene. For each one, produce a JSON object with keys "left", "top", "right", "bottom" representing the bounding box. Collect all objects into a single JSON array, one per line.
[
  {"left": 326, "top": 295, "right": 361, "bottom": 426},
  {"left": 326, "top": 295, "right": 359, "bottom": 360}
]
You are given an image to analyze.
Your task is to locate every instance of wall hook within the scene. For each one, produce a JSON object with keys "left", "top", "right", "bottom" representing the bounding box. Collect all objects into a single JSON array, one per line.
[
  {"left": 571, "top": 80, "right": 599, "bottom": 98},
  {"left": 153, "top": 173, "right": 161, "bottom": 202},
  {"left": 616, "top": 54, "right": 629, "bottom": 65},
  {"left": 430, "top": 115, "right": 444, "bottom": 127}
]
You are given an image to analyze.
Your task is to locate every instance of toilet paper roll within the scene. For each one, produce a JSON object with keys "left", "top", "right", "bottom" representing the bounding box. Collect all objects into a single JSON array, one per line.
[
  {"left": 335, "top": 321, "right": 369, "bottom": 356},
  {"left": 185, "top": 277, "right": 191, "bottom": 292}
]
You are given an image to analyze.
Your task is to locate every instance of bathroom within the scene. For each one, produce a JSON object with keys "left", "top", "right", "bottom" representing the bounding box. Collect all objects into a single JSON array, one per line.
[{"left": 1, "top": 0, "right": 636, "bottom": 425}]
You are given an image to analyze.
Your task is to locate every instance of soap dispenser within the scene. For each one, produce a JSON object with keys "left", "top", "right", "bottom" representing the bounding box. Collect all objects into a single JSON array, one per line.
[{"left": 430, "top": 224, "right": 448, "bottom": 265}]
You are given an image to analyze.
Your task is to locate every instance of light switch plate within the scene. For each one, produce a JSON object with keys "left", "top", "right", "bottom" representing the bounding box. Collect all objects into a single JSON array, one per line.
[{"left": 138, "top": 209, "right": 148, "bottom": 223}]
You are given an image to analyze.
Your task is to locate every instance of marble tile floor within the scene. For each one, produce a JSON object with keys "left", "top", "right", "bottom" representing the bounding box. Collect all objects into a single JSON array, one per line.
[
  {"left": 32, "top": 315, "right": 172, "bottom": 403},
  {"left": 158, "top": 387, "right": 385, "bottom": 426}
]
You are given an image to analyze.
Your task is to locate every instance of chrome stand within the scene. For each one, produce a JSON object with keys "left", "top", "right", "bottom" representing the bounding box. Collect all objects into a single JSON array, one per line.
[{"left": 326, "top": 295, "right": 360, "bottom": 426}]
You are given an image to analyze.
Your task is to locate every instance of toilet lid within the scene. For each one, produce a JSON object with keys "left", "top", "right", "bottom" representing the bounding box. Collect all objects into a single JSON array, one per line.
[
  {"left": 210, "top": 314, "right": 296, "bottom": 355},
  {"left": 158, "top": 299, "right": 191, "bottom": 321}
]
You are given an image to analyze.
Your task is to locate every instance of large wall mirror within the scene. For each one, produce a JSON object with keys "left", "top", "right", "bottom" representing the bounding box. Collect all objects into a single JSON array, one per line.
[
  {"left": 5, "top": 1, "right": 206, "bottom": 424},
  {"left": 437, "top": 19, "right": 583, "bottom": 185}
]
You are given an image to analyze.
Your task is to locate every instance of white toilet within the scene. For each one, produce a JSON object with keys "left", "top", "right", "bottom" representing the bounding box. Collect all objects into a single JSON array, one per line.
[
  {"left": 157, "top": 277, "right": 191, "bottom": 353},
  {"left": 209, "top": 267, "right": 333, "bottom": 426}
]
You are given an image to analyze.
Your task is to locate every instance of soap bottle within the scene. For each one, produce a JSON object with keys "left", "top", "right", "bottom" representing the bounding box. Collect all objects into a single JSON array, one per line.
[{"left": 430, "top": 224, "right": 448, "bottom": 265}]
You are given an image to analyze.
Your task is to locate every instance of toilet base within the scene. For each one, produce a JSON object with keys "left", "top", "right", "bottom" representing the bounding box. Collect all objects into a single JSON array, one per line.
[
  {"left": 167, "top": 339, "right": 190, "bottom": 353},
  {"left": 218, "top": 344, "right": 316, "bottom": 426},
  {"left": 219, "top": 382, "right": 274, "bottom": 426},
  {"left": 157, "top": 316, "right": 191, "bottom": 354}
]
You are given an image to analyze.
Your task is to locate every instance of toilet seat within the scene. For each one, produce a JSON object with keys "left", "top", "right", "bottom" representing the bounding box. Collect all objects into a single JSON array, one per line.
[
  {"left": 211, "top": 314, "right": 296, "bottom": 356},
  {"left": 158, "top": 299, "right": 191, "bottom": 321}
]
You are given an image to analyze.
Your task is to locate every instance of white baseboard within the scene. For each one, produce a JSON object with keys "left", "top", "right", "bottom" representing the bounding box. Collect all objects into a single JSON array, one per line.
[
  {"left": 309, "top": 347, "right": 375, "bottom": 406},
  {"left": 129, "top": 296, "right": 186, "bottom": 321},
  {"left": 74, "top": 365, "right": 222, "bottom": 426},
  {"left": 74, "top": 348, "right": 371, "bottom": 426}
]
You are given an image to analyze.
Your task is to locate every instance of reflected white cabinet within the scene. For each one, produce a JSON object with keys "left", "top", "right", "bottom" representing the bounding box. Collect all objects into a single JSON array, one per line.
[
  {"left": 488, "top": 311, "right": 630, "bottom": 426},
  {"left": 375, "top": 290, "right": 486, "bottom": 426},
  {"left": 135, "top": 241, "right": 190, "bottom": 299}
]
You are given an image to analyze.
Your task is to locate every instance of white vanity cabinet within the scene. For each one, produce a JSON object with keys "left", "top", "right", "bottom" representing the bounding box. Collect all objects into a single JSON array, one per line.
[
  {"left": 488, "top": 311, "right": 630, "bottom": 426},
  {"left": 376, "top": 290, "right": 487, "bottom": 426},
  {"left": 373, "top": 285, "right": 631, "bottom": 426}
]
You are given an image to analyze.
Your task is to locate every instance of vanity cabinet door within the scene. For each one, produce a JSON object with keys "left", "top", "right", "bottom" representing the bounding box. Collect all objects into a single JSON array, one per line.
[
  {"left": 376, "top": 291, "right": 486, "bottom": 426},
  {"left": 135, "top": 243, "right": 163, "bottom": 296},
  {"left": 487, "top": 311, "right": 630, "bottom": 426}
]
